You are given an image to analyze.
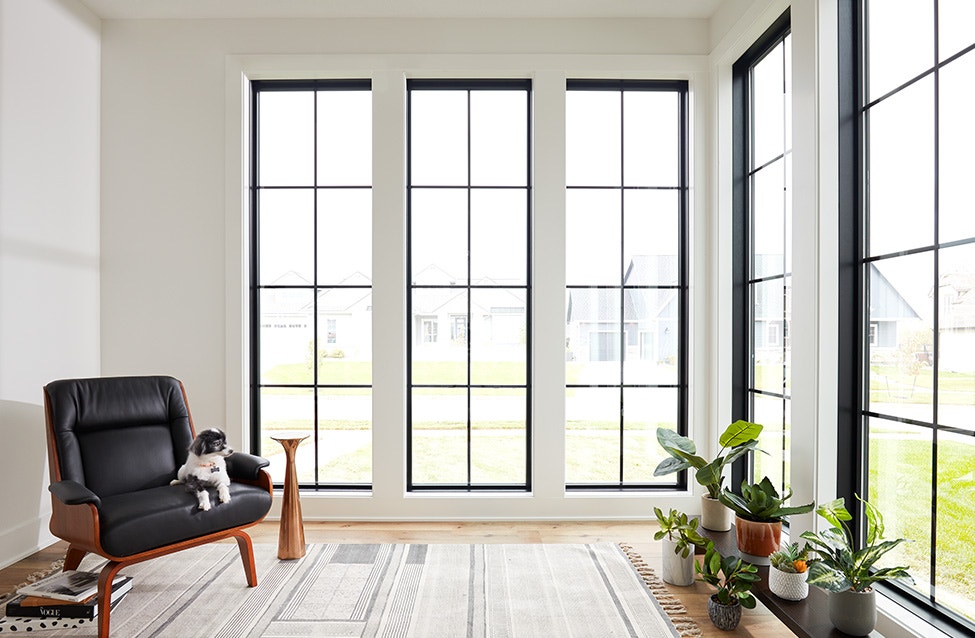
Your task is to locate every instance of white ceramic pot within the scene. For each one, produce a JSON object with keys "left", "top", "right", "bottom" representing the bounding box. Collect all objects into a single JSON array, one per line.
[
  {"left": 660, "top": 537, "right": 696, "bottom": 586},
  {"left": 768, "top": 567, "right": 808, "bottom": 601},
  {"left": 700, "top": 495, "right": 734, "bottom": 532}
]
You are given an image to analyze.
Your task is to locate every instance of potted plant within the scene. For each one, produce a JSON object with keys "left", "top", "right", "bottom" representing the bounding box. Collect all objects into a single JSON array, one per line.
[
  {"left": 695, "top": 541, "right": 759, "bottom": 631},
  {"left": 653, "top": 420, "right": 764, "bottom": 531},
  {"left": 717, "top": 477, "right": 815, "bottom": 560},
  {"left": 768, "top": 542, "right": 810, "bottom": 600},
  {"left": 653, "top": 507, "right": 708, "bottom": 586},
  {"left": 800, "top": 496, "right": 913, "bottom": 637}
]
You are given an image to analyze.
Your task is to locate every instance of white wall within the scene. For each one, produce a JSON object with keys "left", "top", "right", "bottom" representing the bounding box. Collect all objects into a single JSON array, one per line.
[{"left": 0, "top": 0, "right": 100, "bottom": 568}]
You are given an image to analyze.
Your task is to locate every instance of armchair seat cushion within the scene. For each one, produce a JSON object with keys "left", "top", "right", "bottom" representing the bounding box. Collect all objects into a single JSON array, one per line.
[{"left": 98, "top": 483, "right": 272, "bottom": 557}]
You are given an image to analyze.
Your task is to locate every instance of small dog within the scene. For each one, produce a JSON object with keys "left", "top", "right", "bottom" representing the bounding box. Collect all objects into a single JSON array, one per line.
[{"left": 171, "top": 428, "right": 233, "bottom": 511}]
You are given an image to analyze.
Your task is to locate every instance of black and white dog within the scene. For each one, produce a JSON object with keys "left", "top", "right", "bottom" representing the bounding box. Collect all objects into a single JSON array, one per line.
[{"left": 171, "top": 428, "right": 233, "bottom": 511}]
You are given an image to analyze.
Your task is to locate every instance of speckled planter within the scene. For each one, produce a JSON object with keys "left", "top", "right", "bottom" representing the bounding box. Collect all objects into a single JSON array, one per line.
[
  {"left": 768, "top": 567, "right": 808, "bottom": 601},
  {"left": 828, "top": 588, "right": 877, "bottom": 636},
  {"left": 707, "top": 595, "right": 742, "bottom": 631}
]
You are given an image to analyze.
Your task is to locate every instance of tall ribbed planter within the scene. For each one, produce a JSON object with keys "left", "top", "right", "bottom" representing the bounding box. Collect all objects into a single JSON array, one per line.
[
  {"left": 660, "top": 538, "right": 695, "bottom": 586},
  {"left": 828, "top": 589, "right": 877, "bottom": 636}
]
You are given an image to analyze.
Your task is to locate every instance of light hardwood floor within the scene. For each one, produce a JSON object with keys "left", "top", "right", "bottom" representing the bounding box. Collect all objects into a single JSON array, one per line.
[{"left": 1, "top": 521, "right": 791, "bottom": 637}]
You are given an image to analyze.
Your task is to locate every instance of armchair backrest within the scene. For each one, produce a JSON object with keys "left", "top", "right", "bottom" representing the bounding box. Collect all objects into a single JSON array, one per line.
[{"left": 44, "top": 376, "right": 196, "bottom": 498}]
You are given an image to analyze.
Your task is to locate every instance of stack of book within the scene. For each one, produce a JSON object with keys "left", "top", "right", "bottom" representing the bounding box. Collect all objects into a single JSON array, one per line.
[{"left": 4, "top": 570, "right": 132, "bottom": 620}]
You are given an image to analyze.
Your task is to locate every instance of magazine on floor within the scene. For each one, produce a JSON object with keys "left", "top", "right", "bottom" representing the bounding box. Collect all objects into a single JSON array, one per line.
[{"left": 8, "top": 573, "right": 132, "bottom": 619}]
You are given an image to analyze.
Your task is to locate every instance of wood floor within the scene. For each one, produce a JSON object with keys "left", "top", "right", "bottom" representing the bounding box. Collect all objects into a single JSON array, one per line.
[{"left": 1, "top": 521, "right": 791, "bottom": 637}]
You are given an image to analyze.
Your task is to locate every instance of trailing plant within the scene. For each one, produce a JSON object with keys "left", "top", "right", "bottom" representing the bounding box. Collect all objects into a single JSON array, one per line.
[
  {"left": 800, "top": 496, "right": 913, "bottom": 593},
  {"left": 695, "top": 541, "right": 760, "bottom": 608},
  {"left": 718, "top": 477, "right": 815, "bottom": 523},
  {"left": 653, "top": 420, "right": 764, "bottom": 499},
  {"left": 769, "top": 541, "right": 810, "bottom": 574},
  {"left": 653, "top": 507, "right": 708, "bottom": 558}
]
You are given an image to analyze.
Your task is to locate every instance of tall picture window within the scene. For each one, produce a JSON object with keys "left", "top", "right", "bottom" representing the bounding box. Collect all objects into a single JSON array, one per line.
[
  {"left": 840, "top": 0, "right": 975, "bottom": 631},
  {"left": 251, "top": 80, "right": 373, "bottom": 488},
  {"left": 733, "top": 11, "right": 792, "bottom": 496},
  {"left": 407, "top": 79, "right": 532, "bottom": 490},
  {"left": 564, "top": 80, "right": 688, "bottom": 489}
]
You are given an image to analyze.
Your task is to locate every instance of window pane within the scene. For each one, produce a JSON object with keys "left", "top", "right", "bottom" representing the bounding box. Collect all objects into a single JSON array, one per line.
[
  {"left": 412, "top": 289, "right": 467, "bottom": 386},
  {"left": 623, "top": 190, "right": 679, "bottom": 284},
  {"left": 939, "top": 0, "right": 975, "bottom": 62},
  {"left": 938, "top": 51, "right": 975, "bottom": 244},
  {"left": 752, "top": 278, "right": 786, "bottom": 395},
  {"left": 566, "top": 189, "right": 621, "bottom": 285},
  {"left": 566, "top": 387, "right": 620, "bottom": 483},
  {"left": 261, "top": 388, "right": 314, "bottom": 484},
  {"left": 751, "top": 158, "right": 786, "bottom": 279},
  {"left": 411, "top": 188, "right": 468, "bottom": 284},
  {"left": 317, "top": 90, "right": 371, "bottom": 185},
  {"left": 470, "top": 91, "right": 527, "bottom": 186},
  {"left": 866, "top": 0, "right": 934, "bottom": 102},
  {"left": 937, "top": 244, "right": 975, "bottom": 430},
  {"left": 565, "top": 289, "right": 621, "bottom": 385},
  {"left": 566, "top": 91, "right": 621, "bottom": 186},
  {"left": 936, "top": 431, "right": 975, "bottom": 622},
  {"left": 867, "top": 76, "right": 935, "bottom": 257},
  {"left": 471, "top": 388, "right": 526, "bottom": 484},
  {"left": 317, "top": 189, "right": 372, "bottom": 282},
  {"left": 410, "top": 90, "right": 467, "bottom": 186},
  {"left": 622, "top": 91, "right": 678, "bottom": 187},
  {"left": 867, "top": 255, "right": 933, "bottom": 423},
  {"left": 258, "top": 91, "right": 314, "bottom": 186},
  {"left": 317, "top": 292, "right": 372, "bottom": 383},
  {"left": 259, "top": 189, "right": 314, "bottom": 285},
  {"left": 411, "top": 388, "right": 467, "bottom": 484},
  {"left": 470, "top": 189, "right": 527, "bottom": 284},
  {"left": 752, "top": 393, "right": 787, "bottom": 491},
  {"left": 622, "top": 388, "right": 678, "bottom": 483},
  {"left": 867, "top": 417, "right": 932, "bottom": 598},
  {"left": 260, "top": 288, "right": 313, "bottom": 386},
  {"left": 751, "top": 41, "right": 786, "bottom": 168},
  {"left": 470, "top": 288, "right": 526, "bottom": 386},
  {"left": 622, "top": 289, "right": 679, "bottom": 385},
  {"left": 317, "top": 388, "right": 372, "bottom": 484}
]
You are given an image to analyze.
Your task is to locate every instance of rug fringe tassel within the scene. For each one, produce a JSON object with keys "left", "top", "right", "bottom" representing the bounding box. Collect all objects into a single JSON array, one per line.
[{"left": 619, "top": 543, "right": 703, "bottom": 638}]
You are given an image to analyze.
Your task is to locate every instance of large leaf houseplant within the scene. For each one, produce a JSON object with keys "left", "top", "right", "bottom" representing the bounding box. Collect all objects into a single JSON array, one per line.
[
  {"left": 718, "top": 477, "right": 815, "bottom": 559},
  {"left": 800, "top": 496, "right": 913, "bottom": 636},
  {"left": 653, "top": 507, "right": 707, "bottom": 586},
  {"left": 654, "top": 420, "right": 763, "bottom": 530}
]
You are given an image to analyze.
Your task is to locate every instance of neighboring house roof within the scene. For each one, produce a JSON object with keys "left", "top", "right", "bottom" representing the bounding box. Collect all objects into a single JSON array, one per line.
[
  {"left": 937, "top": 272, "right": 975, "bottom": 329},
  {"left": 566, "top": 287, "right": 678, "bottom": 324},
  {"left": 869, "top": 263, "right": 922, "bottom": 321}
]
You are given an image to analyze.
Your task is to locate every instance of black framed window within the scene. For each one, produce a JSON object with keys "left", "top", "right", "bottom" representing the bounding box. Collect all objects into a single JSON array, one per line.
[
  {"left": 732, "top": 10, "right": 792, "bottom": 496},
  {"left": 250, "top": 79, "right": 373, "bottom": 489},
  {"left": 564, "top": 79, "right": 688, "bottom": 490},
  {"left": 406, "top": 79, "right": 532, "bottom": 491},
  {"left": 840, "top": 1, "right": 975, "bottom": 632}
]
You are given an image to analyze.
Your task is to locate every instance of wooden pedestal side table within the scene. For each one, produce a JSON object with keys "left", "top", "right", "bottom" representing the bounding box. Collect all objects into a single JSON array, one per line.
[{"left": 271, "top": 435, "right": 308, "bottom": 560}]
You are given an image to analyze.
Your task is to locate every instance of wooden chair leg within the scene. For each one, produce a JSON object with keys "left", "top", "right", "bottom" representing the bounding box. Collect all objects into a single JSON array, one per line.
[
  {"left": 97, "top": 560, "right": 124, "bottom": 638},
  {"left": 233, "top": 531, "right": 258, "bottom": 587},
  {"left": 63, "top": 545, "right": 87, "bottom": 571}
]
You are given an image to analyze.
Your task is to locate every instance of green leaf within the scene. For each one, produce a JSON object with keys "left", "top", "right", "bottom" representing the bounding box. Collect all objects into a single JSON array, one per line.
[
  {"left": 806, "top": 561, "right": 852, "bottom": 593},
  {"left": 657, "top": 428, "right": 696, "bottom": 456},
  {"left": 723, "top": 440, "right": 762, "bottom": 465},
  {"left": 719, "top": 420, "right": 763, "bottom": 449},
  {"left": 696, "top": 458, "right": 724, "bottom": 489},
  {"left": 653, "top": 456, "right": 690, "bottom": 477},
  {"left": 740, "top": 593, "right": 757, "bottom": 609},
  {"left": 858, "top": 494, "right": 884, "bottom": 546},
  {"left": 816, "top": 498, "right": 852, "bottom": 530}
]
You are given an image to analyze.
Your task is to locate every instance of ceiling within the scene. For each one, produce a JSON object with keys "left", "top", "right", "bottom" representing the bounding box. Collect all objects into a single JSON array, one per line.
[{"left": 78, "top": 0, "right": 726, "bottom": 20}]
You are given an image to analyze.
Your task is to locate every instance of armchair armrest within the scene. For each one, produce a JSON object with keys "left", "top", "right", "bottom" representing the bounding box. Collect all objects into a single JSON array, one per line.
[
  {"left": 226, "top": 452, "right": 270, "bottom": 481},
  {"left": 49, "top": 480, "right": 101, "bottom": 508}
]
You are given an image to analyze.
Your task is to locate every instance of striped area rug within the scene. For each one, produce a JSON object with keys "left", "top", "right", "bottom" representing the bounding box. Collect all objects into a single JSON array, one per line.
[{"left": 1, "top": 543, "right": 697, "bottom": 637}]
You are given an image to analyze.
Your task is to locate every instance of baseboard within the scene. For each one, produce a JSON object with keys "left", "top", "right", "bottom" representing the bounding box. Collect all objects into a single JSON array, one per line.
[{"left": 0, "top": 516, "right": 57, "bottom": 571}]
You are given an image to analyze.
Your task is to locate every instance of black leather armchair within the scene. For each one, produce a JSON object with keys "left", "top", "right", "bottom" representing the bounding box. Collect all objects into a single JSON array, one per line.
[{"left": 43, "top": 376, "right": 273, "bottom": 638}]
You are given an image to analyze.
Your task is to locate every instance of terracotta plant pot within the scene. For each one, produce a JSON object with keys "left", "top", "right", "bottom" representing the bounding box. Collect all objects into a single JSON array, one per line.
[
  {"left": 707, "top": 595, "right": 742, "bottom": 631},
  {"left": 660, "top": 538, "right": 696, "bottom": 586},
  {"left": 828, "top": 588, "right": 877, "bottom": 636},
  {"left": 701, "top": 495, "right": 734, "bottom": 531},
  {"left": 768, "top": 567, "right": 808, "bottom": 601},
  {"left": 734, "top": 516, "right": 781, "bottom": 560}
]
